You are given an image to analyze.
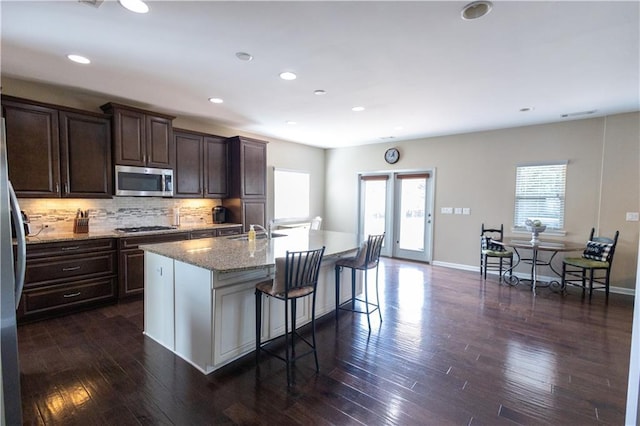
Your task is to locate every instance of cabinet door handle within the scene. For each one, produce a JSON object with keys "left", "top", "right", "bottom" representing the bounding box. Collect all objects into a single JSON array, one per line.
[
  {"left": 55, "top": 182, "right": 59, "bottom": 193},
  {"left": 65, "top": 183, "right": 69, "bottom": 193},
  {"left": 62, "top": 266, "right": 81, "bottom": 272},
  {"left": 63, "top": 292, "right": 81, "bottom": 298},
  {"left": 61, "top": 246, "right": 80, "bottom": 251}
]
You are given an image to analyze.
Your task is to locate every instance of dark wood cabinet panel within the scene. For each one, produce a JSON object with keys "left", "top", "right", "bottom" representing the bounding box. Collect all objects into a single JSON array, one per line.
[
  {"left": 118, "top": 231, "right": 189, "bottom": 299},
  {"left": 204, "top": 135, "right": 228, "bottom": 198},
  {"left": 59, "top": 111, "right": 112, "bottom": 198},
  {"left": 216, "top": 226, "right": 242, "bottom": 237},
  {"left": 242, "top": 199, "right": 267, "bottom": 232},
  {"left": 101, "top": 102, "right": 174, "bottom": 168},
  {"left": 226, "top": 136, "right": 267, "bottom": 199},
  {"left": 111, "top": 107, "right": 146, "bottom": 166},
  {"left": 189, "top": 226, "right": 242, "bottom": 239},
  {"left": 174, "top": 130, "right": 203, "bottom": 197},
  {"left": 2, "top": 98, "right": 60, "bottom": 197},
  {"left": 18, "top": 238, "right": 117, "bottom": 322},
  {"left": 146, "top": 115, "right": 173, "bottom": 168}
]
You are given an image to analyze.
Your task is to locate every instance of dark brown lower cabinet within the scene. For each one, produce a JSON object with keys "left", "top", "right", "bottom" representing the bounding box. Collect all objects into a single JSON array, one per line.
[
  {"left": 118, "top": 232, "right": 190, "bottom": 299},
  {"left": 190, "top": 226, "right": 242, "bottom": 239},
  {"left": 18, "top": 238, "right": 118, "bottom": 323}
]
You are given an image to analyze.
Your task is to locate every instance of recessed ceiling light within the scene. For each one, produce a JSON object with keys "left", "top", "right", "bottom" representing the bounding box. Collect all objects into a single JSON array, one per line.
[
  {"left": 286, "top": 121, "right": 297, "bottom": 125},
  {"left": 461, "top": 1, "right": 492, "bottom": 20},
  {"left": 208, "top": 97, "right": 223, "bottom": 104},
  {"left": 520, "top": 107, "right": 535, "bottom": 112},
  {"left": 235, "top": 52, "right": 253, "bottom": 61},
  {"left": 314, "top": 89, "right": 327, "bottom": 95},
  {"left": 394, "top": 126, "right": 404, "bottom": 131},
  {"left": 67, "top": 54, "right": 91, "bottom": 64},
  {"left": 118, "top": 0, "right": 149, "bottom": 13},
  {"left": 279, "top": 72, "right": 297, "bottom": 81},
  {"left": 352, "top": 106, "right": 365, "bottom": 112}
]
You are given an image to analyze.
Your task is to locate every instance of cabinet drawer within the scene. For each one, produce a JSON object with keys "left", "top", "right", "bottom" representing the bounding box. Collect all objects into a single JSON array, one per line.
[
  {"left": 191, "top": 229, "right": 218, "bottom": 239},
  {"left": 217, "top": 226, "right": 242, "bottom": 237},
  {"left": 25, "top": 252, "right": 116, "bottom": 287},
  {"left": 119, "top": 232, "right": 190, "bottom": 250},
  {"left": 20, "top": 277, "right": 116, "bottom": 315},
  {"left": 27, "top": 238, "right": 116, "bottom": 259}
]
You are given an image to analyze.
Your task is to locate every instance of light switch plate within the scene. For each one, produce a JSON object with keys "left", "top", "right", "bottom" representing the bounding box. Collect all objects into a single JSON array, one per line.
[
  {"left": 441, "top": 207, "right": 453, "bottom": 214},
  {"left": 626, "top": 212, "right": 639, "bottom": 221},
  {"left": 454, "top": 207, "right": 462, "bottom": 215},
  {"left": 462, "top": 208, "right": 471, "bottom": 215}
]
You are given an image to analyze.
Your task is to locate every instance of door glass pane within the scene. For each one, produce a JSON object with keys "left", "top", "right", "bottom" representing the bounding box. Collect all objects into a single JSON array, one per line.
[
  {"left": 398, "top": 177, "right": 426, "bottom": 251},
  {"left": 362, "top": 179, "right": 387, "bottom": 237}
]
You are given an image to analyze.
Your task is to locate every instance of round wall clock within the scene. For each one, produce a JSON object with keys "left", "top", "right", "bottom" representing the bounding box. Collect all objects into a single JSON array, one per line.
[{"left": 384, "top": 147, "right": 400, "bottom": 164}]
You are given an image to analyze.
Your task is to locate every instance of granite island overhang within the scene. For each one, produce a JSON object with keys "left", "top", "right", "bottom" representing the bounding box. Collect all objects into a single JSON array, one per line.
[{"left": 140, "top": 228, "right": 360, "bottom": 374}]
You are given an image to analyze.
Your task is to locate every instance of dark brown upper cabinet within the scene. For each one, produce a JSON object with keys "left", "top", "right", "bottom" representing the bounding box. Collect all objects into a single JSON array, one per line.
[
  {"left": 101, "top": 102, "right": 175, "bottom": 169},
  {"left": 204, "top": 135, "right": 228, "bottom": 198},
  {"left": 173, "top": 128, "right": 228, "bottom": 198},
  {"left": 59, "top": 111, "right": 112, "bottom": 198},
  {"left": 223, "top": 136, "right": 267, "bottom": 231},
  {"left": 226, "top": 136, "right": 267, "bottom": 199},
  {"left": 2, "top": 96, "right": 112, "bottom": 198}
]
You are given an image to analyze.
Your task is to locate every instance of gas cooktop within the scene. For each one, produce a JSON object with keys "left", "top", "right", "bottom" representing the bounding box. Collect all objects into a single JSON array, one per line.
[{"left": 114, "top": 226, "right": 177, "bottom": 233}]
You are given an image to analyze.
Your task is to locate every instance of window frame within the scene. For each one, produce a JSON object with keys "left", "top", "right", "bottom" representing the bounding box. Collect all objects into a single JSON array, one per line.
[{"left": 513, "top": 161, "right": 568, "bottom": 233}]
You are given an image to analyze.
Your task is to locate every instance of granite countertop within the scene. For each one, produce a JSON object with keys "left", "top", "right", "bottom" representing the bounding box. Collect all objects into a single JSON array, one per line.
[
  {"left": 140, "top": 228, "right": 360, "bottom": 273},
  {"left": 22, "top": 223, "right": 242, "bottom": 244}
]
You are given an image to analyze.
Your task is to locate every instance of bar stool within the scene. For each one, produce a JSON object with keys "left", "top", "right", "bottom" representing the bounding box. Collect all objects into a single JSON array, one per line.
[
  {"left": 255, "top": 246, "right": 325, "bottom": 386},
  {"left": 335, "top": 233, "right": 385, "bottom": 331}
]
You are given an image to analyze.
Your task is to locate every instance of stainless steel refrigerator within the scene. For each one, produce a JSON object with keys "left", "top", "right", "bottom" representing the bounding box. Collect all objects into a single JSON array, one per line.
[{"left": 1, "top": 116, "right": 26, "bottom": 424}]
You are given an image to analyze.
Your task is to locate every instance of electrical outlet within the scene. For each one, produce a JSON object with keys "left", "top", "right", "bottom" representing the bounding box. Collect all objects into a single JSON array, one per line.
[
  {"left": 626, "top": 212, "right": 639, "bottom": 221},
  {"left": 441, "top": 207, "right": 453, "bottom": 214},
  {"left": 462, "top": 208, "right": 471, "bottom": 215},
  {"left": 454, "top": 207, "right": 462, "bottom": 215}
]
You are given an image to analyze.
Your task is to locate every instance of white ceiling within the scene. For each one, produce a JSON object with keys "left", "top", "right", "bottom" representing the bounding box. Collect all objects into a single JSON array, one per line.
[{"left": 1, "top": 1, "right": 638, "bottom": 148}]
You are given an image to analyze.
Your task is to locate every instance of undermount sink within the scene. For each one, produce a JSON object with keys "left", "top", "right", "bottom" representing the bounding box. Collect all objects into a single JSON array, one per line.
[{"left": 227, "top": 233, "right": 286, "bottom": 241}]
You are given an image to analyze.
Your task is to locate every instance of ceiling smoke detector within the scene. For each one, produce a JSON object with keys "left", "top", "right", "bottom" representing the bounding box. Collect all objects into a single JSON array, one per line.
[{"left": 461, "top": 1, "right": 493, "bottom": 20}]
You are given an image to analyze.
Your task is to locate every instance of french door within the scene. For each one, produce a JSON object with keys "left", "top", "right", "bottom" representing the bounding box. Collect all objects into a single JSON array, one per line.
[{"left": 359, "top": 171, "right": 433, "bottom": 262}]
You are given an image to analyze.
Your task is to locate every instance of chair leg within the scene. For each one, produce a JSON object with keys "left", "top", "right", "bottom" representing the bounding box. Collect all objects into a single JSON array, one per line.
[
  {"left": 363, "top": 270, "right": 371, "bottom": 331},
  {"left": 311, "top": 293, "right": 319, "bottom": 373},
  {"left": 561, "top": 262, "right": 566, "bottom": 290},
  {"left": 291, "top": 299, "right": 297, "bottom": 360},
  {"left": 255, "top": 290, "right": 261, "bottom": 364},
  {"left": 284, "top": 298, "right": 291, "bottom": 386},
  {"left": 498, "top": 258, "right": 503, "bottom": 282},
  {"left": 589, "top": 269, "right": 595, "bottom": 301},
  {"left": 335, "top": 265, "right": 341, "bottom": 321},
  {"left": 483, "top": 254, "right": 487, "bottom": 279},
  {"left": 605, "top": 269, "right": 611, "bottom": 301},
  {"left": 375, "top": 266, "right": 382, "bottom": 323},
  {"left": 351, "top": 268, "right": 356, "bottom": 311}
]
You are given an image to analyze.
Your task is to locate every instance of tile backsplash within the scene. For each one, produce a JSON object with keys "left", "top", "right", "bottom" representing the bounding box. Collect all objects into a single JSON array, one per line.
[{"left": 18, "top": 197, "right": 221, "bottom": 234}]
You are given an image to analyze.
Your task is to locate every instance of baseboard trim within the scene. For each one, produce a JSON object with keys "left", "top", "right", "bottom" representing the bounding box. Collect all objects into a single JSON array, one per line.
[{"left": 431, "top": 260, "right": 635, "bottom": 296}]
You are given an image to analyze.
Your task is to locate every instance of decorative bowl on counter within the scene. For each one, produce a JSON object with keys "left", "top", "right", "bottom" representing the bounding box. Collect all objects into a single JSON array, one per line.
[{"left": 525, "top": 220, "right": 546, "bottom": 243}]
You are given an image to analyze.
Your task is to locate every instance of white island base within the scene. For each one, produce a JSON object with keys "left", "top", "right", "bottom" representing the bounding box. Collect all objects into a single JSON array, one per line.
[{"left": 144, "top": 251, "right": 359, "bottom": 374}]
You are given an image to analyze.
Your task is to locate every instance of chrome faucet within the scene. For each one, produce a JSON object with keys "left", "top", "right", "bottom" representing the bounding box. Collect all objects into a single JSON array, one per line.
[{"left": 251, "top": 224, "right": 269, "bottom": 239}]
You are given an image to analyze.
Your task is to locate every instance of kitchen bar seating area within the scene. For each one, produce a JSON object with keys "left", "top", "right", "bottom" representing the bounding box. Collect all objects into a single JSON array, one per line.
[{"left": 16, "top": 258, "right": 633, "bottom": 425}]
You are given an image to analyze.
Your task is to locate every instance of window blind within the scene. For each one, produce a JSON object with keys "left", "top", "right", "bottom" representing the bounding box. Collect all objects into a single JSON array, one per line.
[{"left": 513, "top": 163, "right": 567, "bottom": 230}]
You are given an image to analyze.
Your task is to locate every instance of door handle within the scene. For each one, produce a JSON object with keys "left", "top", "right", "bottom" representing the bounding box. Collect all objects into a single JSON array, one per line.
[
  {"left": 63, "top": 292, "right": 81, "bottom": 298},
  {"left": 62, "top": 266, "right": 81, "bottom": 272}
]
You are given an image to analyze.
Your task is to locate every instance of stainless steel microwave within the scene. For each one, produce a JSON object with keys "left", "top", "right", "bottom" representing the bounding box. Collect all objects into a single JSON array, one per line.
[{"left": 115, "top": 165, "right": 173, "bottom": 197}]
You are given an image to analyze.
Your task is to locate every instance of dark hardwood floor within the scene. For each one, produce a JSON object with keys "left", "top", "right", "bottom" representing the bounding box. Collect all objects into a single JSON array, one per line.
[{"left": 18, "top": 258, "right": 634, "bottom": 425}]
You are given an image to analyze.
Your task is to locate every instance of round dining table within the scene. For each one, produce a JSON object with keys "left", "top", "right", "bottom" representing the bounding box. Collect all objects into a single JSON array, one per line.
[{"left": 496, "top": 238, "right": 585, "bottom": 293}]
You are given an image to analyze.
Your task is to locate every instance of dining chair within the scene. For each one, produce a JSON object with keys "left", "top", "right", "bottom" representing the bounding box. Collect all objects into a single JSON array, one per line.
[
  {"left": 561, "top": 228, "right": 619, "bottom": 301},
  {"left": 480, "top": 223, "right": 513, "bottom": 282},
  {"left": 255, "top": 246, "right": 325, "bottom": 386},
  {"left": 334, "top": 233, "right": 385, "bottom": 332}
]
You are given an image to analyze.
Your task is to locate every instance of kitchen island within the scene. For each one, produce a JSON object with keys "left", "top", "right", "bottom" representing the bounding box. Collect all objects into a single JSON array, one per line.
[{"left": 141, "top": 228, "right": 360, "bottom": 374}]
